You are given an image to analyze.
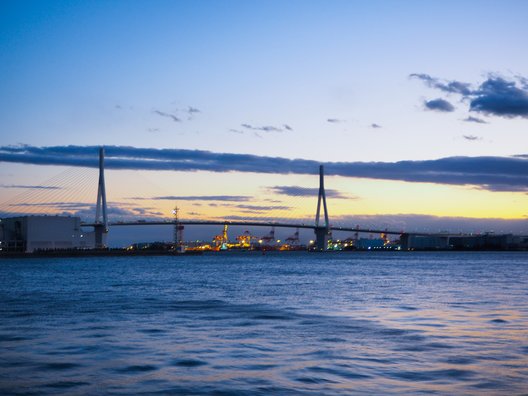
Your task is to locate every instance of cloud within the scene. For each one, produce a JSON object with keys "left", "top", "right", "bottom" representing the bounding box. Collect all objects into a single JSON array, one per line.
[
  {"left": 470, "top": 77, "right": 528, "bottom": 118},
  {"left": 412, "top": 73, "right": 528, "bottom": 119},
  {"left": 371, "top": 123, "right": 382, "bottom": 129},
  {"left": 463, "top": 116, "right": 487, "bottom": 124},
  {"left": 241, "top": 124, "right": 283, "bottom": 132},
  {"left": 217, "top": 214, "right": 291, "bottom": 222},
  {"left": 8, "top": 201, "right": 91, "bottom": 209},
  {"left": 283, "top": 124, "right": 293, "bottom": 131},
  {"left": 2, "top": 201, "right": 166, "bottom": 221},
  {"left": 327, "top": 118, "right": 344, "bottom": 123},
  {"left": 1, "top": 145, "right": 528, "bottom": 192},
  {"left": 0, "top": 184, "right": 62, "bottom": 190},
  {"left": 330, "top": 213, "right": 528, "bottom": 234},
  {"left": 410, "top": 73, "right": 473, "bottom": 95},
  {"left": 153, "top": 110, "right": 181, "bottom": 122},
  {"left": 462, "top": 135, "right": 481, "bottom": 141},
  {"left": 147, "top": 128, "right": 160, "bottom": 133},
  {"left": 517, "top": 75, "right": 528, "bottom": 89},
  {"left": 234, "top": 204, "right": 291, "bottom": 211},
  {"left": 145, "top": 195, "right": 252, "bottom": 202},
  {"left": 185, "top": 106, "right": 200, "bottom": 120},
  {"left": 268, "top": 186, "right": 356, "bottom": 199},
  {"left": 228, "top": 129, "right": 245, "bottom": 134},
  {"left": 424, "top": 98, "right": 455, "bottom": 112}
]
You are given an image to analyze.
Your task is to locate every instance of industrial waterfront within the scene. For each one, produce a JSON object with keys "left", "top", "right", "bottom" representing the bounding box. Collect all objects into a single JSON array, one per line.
[{"left": 2, "top": 150, "right": 526, "bottom": 255}]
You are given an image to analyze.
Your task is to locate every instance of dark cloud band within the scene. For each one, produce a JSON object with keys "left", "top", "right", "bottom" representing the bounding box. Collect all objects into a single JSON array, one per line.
[{"left": 1, "top": 145, "right": 527, "bottom": 192}]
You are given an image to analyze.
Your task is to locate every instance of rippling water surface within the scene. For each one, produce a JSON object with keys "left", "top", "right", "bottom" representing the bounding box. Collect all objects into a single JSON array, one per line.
[{"left": 1, "top": 252, "right": 527, "bottom": 395}]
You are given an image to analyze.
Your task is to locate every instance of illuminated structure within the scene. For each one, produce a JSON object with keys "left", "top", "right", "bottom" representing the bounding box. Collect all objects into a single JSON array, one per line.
[
  {"left": 260, "top": 227, "right": 276, "bottom": 247},
  {"left": 381, "top": 229, "right": 389, "bottom": 245},
  {"left": 213, "top": 224, "right": 229, "bottom": 250},
  {"left": 173, "top": 206, "right": 185, "bottom": 252},
  {"left": 285, "top": 228, "right": 300, "bottom": 245},
  {"left": 236, "top": 230, "right": 253, "bottom": 248}
]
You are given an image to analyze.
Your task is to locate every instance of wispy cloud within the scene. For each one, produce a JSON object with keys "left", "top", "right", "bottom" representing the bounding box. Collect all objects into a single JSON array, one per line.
[
  {"left": 143, "top": 195, "right": 252, "bottom": 202},
  {"left": 463, "top": 116, "right": 487, "bottom": 124},
  {"left": 2, "top": 145, "right": 528, "bottom": 192},
  {"left": 0, "top": 184, "right": 62, "bottom": 190},
  {"left": 2, "top": 201, "right": 165, "bottom": 221},
  {"left": 411, "top": 73, "right": 528, "bottom": 119},
  {"left": 410, "top": 73, "right": 472, "bottom": 95},
  {"left": 424, "top": 98, "right": 455, "bottom": 112},
  {"left": 218, "top": 214, "right": 292, "bottom": 222},
  {"left": 268, "top": 186, "right": 356, "bottom": 199},
  {"left": 185, "top": 106, "right": 200, "bottom": 120},
  {"left": 241, "top": 124, "right": 283, "bottom": 133},
  {"left": 327, "top": 118, "right": 345, "bottom": 123},
  {"left": 462, "top": 135, "right": 481, "bottom": 141},
  {"left": 153, "top": 110, "right": 181, "bottom": 122},
  {"left": 234, "top": 204, "right": 291, "bottom": 211},
  {"left": 8, "top": 201, "right": 91, "bottom": 209},
  {"left": 371, "top": 123, "right": 382, "bottom": 129}
]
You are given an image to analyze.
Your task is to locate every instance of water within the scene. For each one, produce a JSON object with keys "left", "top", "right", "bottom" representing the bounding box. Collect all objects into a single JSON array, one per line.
[{"left": 0, "top": 252, "right": 527, "bottom": 395}]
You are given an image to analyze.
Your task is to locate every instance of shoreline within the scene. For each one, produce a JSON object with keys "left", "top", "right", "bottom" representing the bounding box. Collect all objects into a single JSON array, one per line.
[{"left": 1, "top": 248, "right": 527, "bottom": 259}]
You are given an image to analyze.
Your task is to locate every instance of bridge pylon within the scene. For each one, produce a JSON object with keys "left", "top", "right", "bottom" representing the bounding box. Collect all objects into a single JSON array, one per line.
[
  {"left": 173, "top": 206, "right": 185, "bottom": 253},
  {"left": 314, "top": 164, "right": 330, "bottom": 251},
  {"left": 94, "top": 147, "right": 108, "bottom": 248}
]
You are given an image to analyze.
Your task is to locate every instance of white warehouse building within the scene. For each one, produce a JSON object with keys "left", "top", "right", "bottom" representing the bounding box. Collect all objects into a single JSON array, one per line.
[{"left": 0, "top": 216, "right": 97, "bottom": 253}]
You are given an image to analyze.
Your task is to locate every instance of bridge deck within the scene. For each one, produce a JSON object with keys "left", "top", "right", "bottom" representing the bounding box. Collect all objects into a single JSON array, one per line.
[{"left": 81, "top": 220, "right": 421, "bottom": 236}]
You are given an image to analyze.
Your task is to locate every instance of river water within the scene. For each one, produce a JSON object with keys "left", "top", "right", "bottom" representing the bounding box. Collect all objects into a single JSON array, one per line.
[{"left": 0, "top": 252, "right": 527, "bottom": 395}]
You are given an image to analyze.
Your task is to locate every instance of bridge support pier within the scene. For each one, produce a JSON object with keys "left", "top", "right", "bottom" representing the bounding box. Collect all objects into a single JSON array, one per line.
[
  {"left": 94, "top": 224, "right": 107, "bottom": 249},
  {"left": 314, "top": 226, "right": 330, "bottom": 251}
]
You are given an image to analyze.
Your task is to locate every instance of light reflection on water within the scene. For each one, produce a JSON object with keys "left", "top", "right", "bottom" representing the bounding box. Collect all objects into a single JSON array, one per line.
[{"left": 0, "top": 252, "right": 527, "bottom": 394}]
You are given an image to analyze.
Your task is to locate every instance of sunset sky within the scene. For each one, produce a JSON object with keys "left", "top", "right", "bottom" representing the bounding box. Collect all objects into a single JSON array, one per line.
[{"left": 1, "top": 0, "right": 527, "bottom": 243}]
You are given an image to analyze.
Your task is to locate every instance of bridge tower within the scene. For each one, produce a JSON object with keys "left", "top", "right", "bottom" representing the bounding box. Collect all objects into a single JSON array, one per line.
[
  {"left": 94, "top": 147, "right": 108, "bottom": 248},
  {"left": 314, "top": 164, "right": 330, "bottom": 251},
  {"left": 173, "top": 206, "right": 185, "bottom": 253}
]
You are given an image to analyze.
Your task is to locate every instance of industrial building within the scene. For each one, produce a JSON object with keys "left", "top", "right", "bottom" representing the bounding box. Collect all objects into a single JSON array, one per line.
[
  {"left": 400, "top": 234, "right": 450, "bottom": 250},
  {"left": 400, "top": 233, "right": 528, "bottom": 251},
  {"left": 0, "top": 216, "right": 97, "bottom": 253}
]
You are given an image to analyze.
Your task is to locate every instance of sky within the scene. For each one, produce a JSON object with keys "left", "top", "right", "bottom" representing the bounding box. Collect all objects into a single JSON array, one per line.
[{"left": 1, "top": 0, "right": 528, "bottom": 244}]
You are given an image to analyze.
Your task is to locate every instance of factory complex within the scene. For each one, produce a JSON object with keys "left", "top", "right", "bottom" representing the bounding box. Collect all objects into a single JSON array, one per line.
[{"left": 1, "top": 215, "right": 527, "bottom": 255}]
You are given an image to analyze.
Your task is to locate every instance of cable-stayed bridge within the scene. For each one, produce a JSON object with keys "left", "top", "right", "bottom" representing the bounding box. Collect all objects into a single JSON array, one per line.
[
  {"left": 83, "top": 148, "right": 410, "bottom": 250},
  {"left": 0, "top": 147, "right": 473, "bottom": 251}
]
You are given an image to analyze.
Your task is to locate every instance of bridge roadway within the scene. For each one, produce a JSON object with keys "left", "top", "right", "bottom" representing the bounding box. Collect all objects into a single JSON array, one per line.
[{"left": 82, "top": 220, "right": 432, "bottom": 236}]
